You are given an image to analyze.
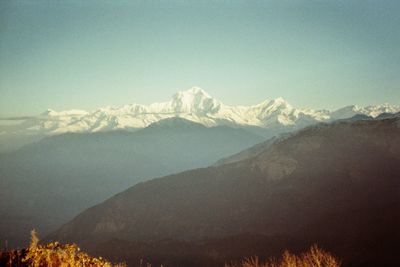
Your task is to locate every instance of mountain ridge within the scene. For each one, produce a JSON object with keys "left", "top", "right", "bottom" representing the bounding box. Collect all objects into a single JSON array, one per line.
[
  {"left": 48, "top": 116, "right": 400, "bottom": 266},
  {"left": 0, "top": 119, "right": 263, "bottom": 248},
  {"left": 2, "top": 87, "right": 399, "bottom": 137}
]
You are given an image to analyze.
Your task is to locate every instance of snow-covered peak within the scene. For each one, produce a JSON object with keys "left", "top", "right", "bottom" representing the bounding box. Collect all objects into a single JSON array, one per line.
[
  {"left": 256, "top": 98, "right": 292, "bottom": 111},
  {"left": 4, "top": 87, "right": 400, "bottom": 135},
  {"left": 176, "top": 87, "right": 211, "bottom": 98},
  {"left": 168, "top": 87, "right": 221, "bottom": 114},
  {"left": 331, "top": 103, "right": 400, "bottom": 120},
  {"left": 362, "top": 103, "right": 400, "bottom": 117}
]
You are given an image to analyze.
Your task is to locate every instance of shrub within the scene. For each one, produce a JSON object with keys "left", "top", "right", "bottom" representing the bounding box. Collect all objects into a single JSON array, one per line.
[
  {"left": 225, "top": 245, "right": 340, "bottom": 267},
  {"left": 22, "top": 229, "right": 126, "bottom": 267}
]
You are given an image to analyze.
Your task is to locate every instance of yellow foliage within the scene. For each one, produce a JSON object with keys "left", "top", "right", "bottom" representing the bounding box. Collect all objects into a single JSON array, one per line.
[
  {"left": 23, "top": 229, "right": 126, "bottom": 267},
  {"left": 225, "top": 245, "right": 340, "bottom": 267},
  {"left": 3, "top": 231, "right": 339, "bottom": 267}
]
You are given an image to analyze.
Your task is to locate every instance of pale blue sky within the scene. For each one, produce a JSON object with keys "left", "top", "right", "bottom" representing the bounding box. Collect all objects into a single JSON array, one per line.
[{"left": 1, "top": 0, "right": 399, "bottom": 116}]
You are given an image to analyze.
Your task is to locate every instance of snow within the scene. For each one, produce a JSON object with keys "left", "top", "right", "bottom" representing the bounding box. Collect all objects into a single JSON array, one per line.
[
  {"left": 4, "top": 87, "right": 400, "bottom": 135},
  {"left": 330, "top": 103, "right": 400, "bottom": 120}
]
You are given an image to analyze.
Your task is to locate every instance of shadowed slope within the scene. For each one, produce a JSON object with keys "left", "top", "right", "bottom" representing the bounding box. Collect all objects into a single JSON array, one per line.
[
  {"left": 0, "top": 118, "right": 263, "bottom": 248},
  {"left": 50, "top": 117, "right": 400, "bottom": 266}
]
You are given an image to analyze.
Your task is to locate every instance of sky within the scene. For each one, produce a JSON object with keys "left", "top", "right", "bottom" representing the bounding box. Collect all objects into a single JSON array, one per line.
[{"left": 1, "top": 0, "right": 400, "bottom": 116}]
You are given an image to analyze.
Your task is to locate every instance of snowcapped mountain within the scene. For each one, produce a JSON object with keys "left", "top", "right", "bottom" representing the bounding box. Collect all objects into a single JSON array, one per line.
[
  {"left": 3, "top": 87, "right": 400, "bottom": 136},
  {"left": 330, "top": 104, "right": 400, "bottom": 120}
]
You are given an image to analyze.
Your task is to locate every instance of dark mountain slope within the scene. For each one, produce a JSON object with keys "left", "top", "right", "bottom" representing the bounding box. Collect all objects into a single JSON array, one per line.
[
  {"left": 215, "top": 112, "right": 400, "bottom": 166},
  {"left": 50, "top": 118, "right": 400, "bottom": 266},
  {"left": 0, "top": 118, "right": 263, "bottom": 248}
]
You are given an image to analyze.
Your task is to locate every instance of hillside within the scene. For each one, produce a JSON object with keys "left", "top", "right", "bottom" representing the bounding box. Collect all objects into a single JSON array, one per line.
[
  {"left": 49, "top": 116, "right": 400, "bottom": 267},
  {"left": 0, "top": 118, "right": 262, "bottom": 248}
]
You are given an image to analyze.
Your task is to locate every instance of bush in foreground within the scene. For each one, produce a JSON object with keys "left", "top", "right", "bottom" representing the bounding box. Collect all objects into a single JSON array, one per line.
[
  {"left": 225, "top": 245, "right": 340, "bottom": 267},
  {"left": 1, "top": 231, "right": 339, "bottom": 267},
  {"left": 0, "top": 230, "right": 126, "bottom": 267}
]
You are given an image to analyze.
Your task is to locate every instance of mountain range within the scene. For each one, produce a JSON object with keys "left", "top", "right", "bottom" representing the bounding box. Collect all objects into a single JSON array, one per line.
[
  {"left": 1, "top": 87, "right": 398, "bottom": 153},
  {"left": 1, "top": 88, "right": 399, "bottom": 265},
  {"left": 1, "top": 87, "right": 399, "bottom": 136},
  {"left": 49, "top": 114, "right": 400, "bottom": 267}
]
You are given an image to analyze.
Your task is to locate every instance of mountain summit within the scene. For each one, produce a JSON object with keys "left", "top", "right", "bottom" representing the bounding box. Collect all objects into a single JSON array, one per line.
[
  {"left": 169, "top": 87, "right": 221, "bottom": 114},
  {"left": 2, "top": 87, "right": 399, "bottom": 136}
]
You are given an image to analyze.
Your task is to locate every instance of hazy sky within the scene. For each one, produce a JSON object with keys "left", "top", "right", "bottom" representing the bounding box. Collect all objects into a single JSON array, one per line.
[{"left": 1, "top": 0, "right": 399, "bottom": 116}]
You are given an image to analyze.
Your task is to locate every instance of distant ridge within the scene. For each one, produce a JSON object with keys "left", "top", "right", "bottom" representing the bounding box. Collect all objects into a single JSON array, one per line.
[{"left": 2, "top": 87, "right": 399, "bottom": 136}]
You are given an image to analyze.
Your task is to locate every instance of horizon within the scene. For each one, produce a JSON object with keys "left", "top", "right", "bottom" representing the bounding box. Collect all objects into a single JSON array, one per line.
[
  {"left": 1, "top": 1, "right": 400, "bottom": 117},
  {"left": 0, "top": 2, "right": 399, "bottom": 264},
  {"left": 0, "top": 86, "right": 399, "bottom": 119}
]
